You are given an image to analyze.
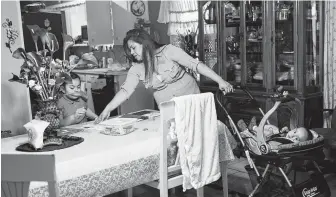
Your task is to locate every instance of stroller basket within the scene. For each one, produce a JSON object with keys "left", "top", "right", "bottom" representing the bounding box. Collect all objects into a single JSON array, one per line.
[{"left": 215, "top": 86, "right": 330, "bottom": 197}]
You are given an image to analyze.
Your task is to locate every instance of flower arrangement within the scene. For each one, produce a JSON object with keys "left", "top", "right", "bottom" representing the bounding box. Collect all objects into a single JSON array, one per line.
[
  {"left": 8, "top": 25, "right": 99, "bottom": 137},
  {"left": 9, "top": 25, "right": 78, "bottom": 101}
]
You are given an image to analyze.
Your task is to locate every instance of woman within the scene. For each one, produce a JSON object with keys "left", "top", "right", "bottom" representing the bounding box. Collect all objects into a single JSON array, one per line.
[{"left": 95, "top": 29, "right": 233, "bottom": 123}]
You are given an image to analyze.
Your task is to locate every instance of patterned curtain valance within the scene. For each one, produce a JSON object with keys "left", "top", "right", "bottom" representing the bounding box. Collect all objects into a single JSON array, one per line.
[{"left": 157, "top": 0, "right": 215, "bottom": 36}]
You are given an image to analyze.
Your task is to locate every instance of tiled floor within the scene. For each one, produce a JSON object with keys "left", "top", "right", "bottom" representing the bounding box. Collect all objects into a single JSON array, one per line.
[{"left": 107, "top": 157, "right": 336, "bottom": 197}]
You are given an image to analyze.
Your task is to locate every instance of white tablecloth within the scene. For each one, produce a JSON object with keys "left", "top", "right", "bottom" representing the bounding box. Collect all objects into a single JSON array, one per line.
[{"left": 1, "top": 118, "right": 236, "bottom": 197}]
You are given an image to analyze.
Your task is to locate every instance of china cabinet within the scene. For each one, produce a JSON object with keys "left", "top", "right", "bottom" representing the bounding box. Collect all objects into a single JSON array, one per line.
[{"left": 198, "top": 1, "right": 324, "bottom": 128}]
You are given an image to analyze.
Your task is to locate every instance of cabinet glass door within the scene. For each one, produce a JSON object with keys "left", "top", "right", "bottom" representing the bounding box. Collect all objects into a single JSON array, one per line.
[
  {"left": 245, "top": 1, "right": 264, "bottom": 85},
  {"left": 223, "top": 1, "right": 241, "bottom": 83},
  {"left": 274, "top": 1, "right": 295, "bottom": 87},
  {"left": 305, "top": 1, "right": 321, "bottom": 90}
]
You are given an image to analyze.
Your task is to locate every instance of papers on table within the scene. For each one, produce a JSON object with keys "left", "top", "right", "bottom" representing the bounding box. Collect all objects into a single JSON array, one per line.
[{"left": 59, "top": 110, "right": 161, "bottom": 135}]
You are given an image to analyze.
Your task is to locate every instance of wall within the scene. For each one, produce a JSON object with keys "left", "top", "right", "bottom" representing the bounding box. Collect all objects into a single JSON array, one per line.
[
  {"left": 85, "top": 1, "right": 155, "bottom": 112},
  {"left": 111, "top": 0, "right": 154, "bottom": 112},
  {"left": 1, "top": 1, "right": 32, "bottom": 135},
  {"left": 86, "top": 0, "right": 149, "bottom": 46},
  {"left": 117, "top": 75, "right": 155, "bottom": 114},
  {"left": 112, "top": 0, "right": 149, "bottom": 45},
  {"left": 86, "top": 1, "right": 114, "bottom": 45}
]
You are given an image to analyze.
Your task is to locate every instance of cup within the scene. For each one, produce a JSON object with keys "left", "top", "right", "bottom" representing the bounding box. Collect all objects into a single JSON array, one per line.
[{"left": 24, "top": 120, "right": 50, "bottom": 150}]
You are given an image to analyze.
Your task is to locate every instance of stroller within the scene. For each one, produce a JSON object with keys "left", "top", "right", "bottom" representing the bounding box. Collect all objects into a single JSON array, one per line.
[{"left": 215, "top": 86, "right": 330, "bottom": 197}]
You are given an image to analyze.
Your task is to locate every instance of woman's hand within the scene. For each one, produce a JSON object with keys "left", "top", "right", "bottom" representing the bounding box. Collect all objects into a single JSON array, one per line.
[
  {"left": 219, "top": 81, "right": 234, "bottom": 95},
  {"left": 95, "top": 109, "right": 111, "bottom": 124}
]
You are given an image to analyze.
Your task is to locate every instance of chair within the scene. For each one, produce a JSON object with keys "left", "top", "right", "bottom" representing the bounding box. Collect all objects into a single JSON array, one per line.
[
  {"left": 1, "top": 154, "right": 59, "bottom": 197},
  {"left": 144, "top": 100, "right": 204, "bottom": 197}
]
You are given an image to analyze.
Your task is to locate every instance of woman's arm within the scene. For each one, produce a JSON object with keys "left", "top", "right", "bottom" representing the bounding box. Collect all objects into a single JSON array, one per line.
[
  {"left": 102, "top": 90, "right": 129, "bottom": 114},
  {"left": 166, "top": 45, "right": 233, "bottom": 93},
  {"left": 86, "top": 108, "right": 98, "bottom": 120},
  {"left": 196, "top": 62, "right": 226, "bottom": 84},
  {"left": 95, "top": 65, "right": 142, "bottom": 123}
]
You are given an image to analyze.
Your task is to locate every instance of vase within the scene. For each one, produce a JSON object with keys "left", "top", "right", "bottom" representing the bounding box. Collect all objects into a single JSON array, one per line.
[{"left": 35, "top": 99, "right": 61, "bottom": 137}]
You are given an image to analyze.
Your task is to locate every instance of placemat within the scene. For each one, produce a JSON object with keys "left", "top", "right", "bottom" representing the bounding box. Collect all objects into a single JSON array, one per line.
[{"left": 16, "top": 136, "right": 84, "bottom": 152}]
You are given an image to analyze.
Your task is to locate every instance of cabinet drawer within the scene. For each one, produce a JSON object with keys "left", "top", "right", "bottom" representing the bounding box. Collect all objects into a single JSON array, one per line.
[{"left": 77, "top": 74, "right": 99, "bottom": 83}]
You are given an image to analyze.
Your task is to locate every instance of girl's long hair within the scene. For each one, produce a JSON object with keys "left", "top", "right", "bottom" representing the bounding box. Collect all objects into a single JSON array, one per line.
[{"left": 123, "top": 29, "right": 164, "bottom": 87}]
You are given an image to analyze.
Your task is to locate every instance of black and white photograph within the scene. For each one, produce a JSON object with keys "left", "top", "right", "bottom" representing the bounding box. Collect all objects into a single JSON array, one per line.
[{"left": 1, "top": 1, "right": 335, "bottom": 197}]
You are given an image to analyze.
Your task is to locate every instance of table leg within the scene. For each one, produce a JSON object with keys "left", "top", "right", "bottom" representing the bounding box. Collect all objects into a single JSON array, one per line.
[
  {"left": 126, "top": 188, "right": 133, "bottom": 197},
  {"left": 48, "top": 181, "right": 59, "bottom": 197},
  {"left": 196, "top": 187, "right": 204, "bottom": 197},
  {"left": 221, "top": 161, "right": 229, "bottom": 197}
]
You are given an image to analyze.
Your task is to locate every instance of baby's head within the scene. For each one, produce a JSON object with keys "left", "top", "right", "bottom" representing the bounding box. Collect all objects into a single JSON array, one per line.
[
  {"left": 63, "top": 72, "right": 82, "bottom": 100},
  {"left": 286, "top": 127, "right": 313, "bottom": 142}
]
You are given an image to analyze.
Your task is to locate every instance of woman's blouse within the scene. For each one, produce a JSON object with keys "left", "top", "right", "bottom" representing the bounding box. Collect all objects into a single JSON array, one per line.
[{"left": 120, "top": 44, "right": 201, "bottom": 99}]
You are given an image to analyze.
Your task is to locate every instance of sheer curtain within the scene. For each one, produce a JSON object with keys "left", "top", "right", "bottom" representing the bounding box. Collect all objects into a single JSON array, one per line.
[
  {"left": 157, "top": 0, "right": 216, "bottom": 50},
  {"left": 158, "top": 0, "right": 215, "bottom": 36},
  {"left": 323, "top": 1, "right": 336, "bottom": 127}
]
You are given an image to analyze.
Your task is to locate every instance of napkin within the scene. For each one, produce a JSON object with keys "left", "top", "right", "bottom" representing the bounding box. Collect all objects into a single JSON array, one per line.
[{"left": 24, "top": 120, "right": 50, "bottom": 150}]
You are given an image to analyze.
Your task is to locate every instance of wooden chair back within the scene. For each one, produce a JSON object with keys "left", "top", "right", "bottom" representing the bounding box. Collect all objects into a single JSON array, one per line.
[
  {"left": 1, "top": 154, "right": 59, "bottom": 197},
  {"left": 144, "top": 99, "right": 204, "bottom": 197}
]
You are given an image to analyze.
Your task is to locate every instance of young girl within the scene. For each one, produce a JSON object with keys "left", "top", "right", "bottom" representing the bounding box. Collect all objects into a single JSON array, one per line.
[{"left": 57, "top": 72, "right": 98, "bottom": 126}]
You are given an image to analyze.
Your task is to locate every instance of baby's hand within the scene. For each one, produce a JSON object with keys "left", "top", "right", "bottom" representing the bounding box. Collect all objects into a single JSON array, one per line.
[
  {"left": 75, "top": 107, "right": 86, "bottom": 120},
  {"left": 280, "top": 126, "right": 289, "bottom": 133}
]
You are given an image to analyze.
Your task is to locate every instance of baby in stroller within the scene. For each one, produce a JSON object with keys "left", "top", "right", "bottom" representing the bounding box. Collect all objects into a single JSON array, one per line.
[
  {"left": 216, "top": 86, "right": 330, "bottom": 197},
  {"left": 238, "top": 118, "right": 313, "bottom": 145}
]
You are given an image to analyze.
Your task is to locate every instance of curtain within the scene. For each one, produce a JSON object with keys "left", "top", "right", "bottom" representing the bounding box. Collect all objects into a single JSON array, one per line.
[
  {"left": 158, "top": 0, "right": 215, "bottom": 36},
  {"left": 323, "top": 1, "right": 336, "bottom": 127}
]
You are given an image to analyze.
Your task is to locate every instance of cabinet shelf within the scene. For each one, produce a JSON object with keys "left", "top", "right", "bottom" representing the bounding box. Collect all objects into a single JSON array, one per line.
[
  {"left": 275, "top": 19, "right": 293, "bottom": 23},
  {"left": 226, "top": 20, "right": 262, "bottom": 27},
  {"left": 199, "top": 1, "right": 324, "bottom": 128}
]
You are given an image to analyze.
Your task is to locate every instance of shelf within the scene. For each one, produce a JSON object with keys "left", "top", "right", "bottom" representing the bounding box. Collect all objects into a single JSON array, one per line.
[
  {"left": 226, "top": 21, "right": 240, "bottom": 27},
  {"left": 226, "top": 20, "right": 262, "bottom": 27},
  {"left": 72, "top": 43, "right": 89, "bottom": 47},
  {"left": 246, "top": 20, "right": 262, "bottom": 26},
  {"left": 275, "top": 19, "right": 293, "bottom": 24},
  {"left": 227, "top": 51, "right": 240, "bottom": 55},
  {"left": 247, "top": 39, "right": 262, "bottom": 43}
]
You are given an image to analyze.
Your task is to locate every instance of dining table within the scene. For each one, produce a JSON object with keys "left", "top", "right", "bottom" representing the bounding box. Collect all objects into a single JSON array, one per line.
[{"left": 1, "top": 112, "right": 237, "bottom": 197}]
